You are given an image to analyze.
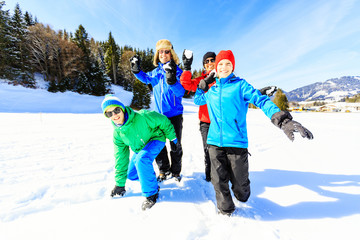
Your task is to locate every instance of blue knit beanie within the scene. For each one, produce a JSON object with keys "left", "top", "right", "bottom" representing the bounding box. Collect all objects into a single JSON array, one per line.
[{"left": 101, "top": 94, "right": 125, "bottom": 116}]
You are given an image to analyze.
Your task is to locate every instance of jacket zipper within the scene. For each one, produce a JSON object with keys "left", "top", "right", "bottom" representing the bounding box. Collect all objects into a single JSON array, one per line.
[
  {"left": 219, "top": 81, "right": 223, "bottom": 147},
  {"left": 160, "top": 76, "right": 164, "bottom": 114}
]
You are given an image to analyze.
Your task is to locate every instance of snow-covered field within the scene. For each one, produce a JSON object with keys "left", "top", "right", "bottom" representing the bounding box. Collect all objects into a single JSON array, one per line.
[{"left": 1, "top": 81, "right": 360, "bottom": 240}]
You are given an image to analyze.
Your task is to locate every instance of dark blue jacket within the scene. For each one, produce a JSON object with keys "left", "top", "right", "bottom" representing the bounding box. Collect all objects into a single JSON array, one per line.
[
  {"left": 194, "top": 73, "right": 280, "bottom": 148},
  {"left": 134, "top": 63, "right": 185, "bottom": 118}
]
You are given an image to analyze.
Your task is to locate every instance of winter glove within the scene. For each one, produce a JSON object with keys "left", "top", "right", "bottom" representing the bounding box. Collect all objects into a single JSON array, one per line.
[
  {"left": 271, "top": 111, "right": 314, "bottom": 141},
  {"left": 129, "top": 55, "right": 141, "bottom": 74},
  {"left": 198, "top": 70, "right": 216, "bottom": 92},
  {"left": 182, "top": 49, "right": 193, "bottom": 71},
  {"left": 110, "top": 185, "right": 126, "bottom": 197},
  {"left": 259, "top": 86, "right": 277, "bottom": 97},
  {"left": 164, "top": 60, "right": 178, "bottom": 85}
]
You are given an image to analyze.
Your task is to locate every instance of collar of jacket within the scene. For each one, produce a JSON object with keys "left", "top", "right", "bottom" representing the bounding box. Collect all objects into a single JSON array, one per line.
[
  {"left": 215, "top": 72, "right": 235, "bottom": 85},
  {"left": 201, "top": 71, "right": 208, "bottom": 78},
  {"left": 157, "top": 62, "right": 171, "bottom": 73}
]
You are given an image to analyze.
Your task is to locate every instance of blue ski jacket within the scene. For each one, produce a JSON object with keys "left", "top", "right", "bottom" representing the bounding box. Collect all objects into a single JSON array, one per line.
[
  {"left": 134, "top": 63, "right": 185, "bottom": 118},
  {"left": 194, "top": 73, "right": 280, "bottom": 148}
]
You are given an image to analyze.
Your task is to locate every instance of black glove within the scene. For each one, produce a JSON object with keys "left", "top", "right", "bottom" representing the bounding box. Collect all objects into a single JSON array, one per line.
[
  {"left": 110, "top": 185, "right": 126, "bottom": 197},
  {"left": 182, "top": 49, "right": 193, "bottom": 71},
  {"left": 164, "top": 60, "right": 177, "bottom": 85},
  {"left": 271, "top": 111, "right": 314, "bottom": 141},
  {"left": 259, "top": 86, "right": 277, "bottom": 97},
  {"left": 198, "top": 70, "right": 216, "bottom": 92},
  {"left": 129, "top": 55, "right": 141, "bottom": 74}
]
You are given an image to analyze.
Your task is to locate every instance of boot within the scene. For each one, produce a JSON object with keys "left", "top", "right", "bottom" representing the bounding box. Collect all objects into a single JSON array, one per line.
[
  {"left": 157, "top": 170, "right": 171, "bottom": 182},
  {"left": 141, "top": 192, "right": 159, "bottom": 211},
  {"left": 172, "top": 173, "right": 182, "bottom": 182}
]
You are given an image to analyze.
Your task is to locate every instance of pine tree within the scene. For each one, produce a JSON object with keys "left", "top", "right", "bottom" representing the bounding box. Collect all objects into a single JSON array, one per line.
[
  {"left": 272, "top": 88, "right": 289, "bottom": 111},
  {"left": 104, "top": 32, "right": 120, "bottom": 84},
  {"left": 24, "top": 11, "right": 35, "bottom": 26},
  {"left": 72, "top": 25, "right": 109, "bottom": 95},
  {"left": 131, "top": 79, "right": 151, "bottom": 109},
  {"left": 8, "top": 3, "right": 34, "bottom": 86},
  {"left": 0, "top": 1, "right": 13, "bottom": 79}
]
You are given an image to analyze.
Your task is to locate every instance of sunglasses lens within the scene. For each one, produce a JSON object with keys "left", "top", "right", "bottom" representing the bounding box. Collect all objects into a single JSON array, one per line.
[
  {"left": 114, "top": 107, "right": 121, "bottom": 114},
  {"left": 105, "top": 111, "right": 112, "bottom": 118},
  {"left": 159, "top": 50, "right": 170, "bottom": 54},
  {"left": 105, "top": 107, "right": 122, "bottom": 118},
  {"left": 205, "top": 59, "right": 215, "bottom": 64}
]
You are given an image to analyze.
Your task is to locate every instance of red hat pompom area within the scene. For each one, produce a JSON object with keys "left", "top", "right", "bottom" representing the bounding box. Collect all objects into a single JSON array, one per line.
[{"left": 215, "top": 50, "right": 235, "bottom": 72}]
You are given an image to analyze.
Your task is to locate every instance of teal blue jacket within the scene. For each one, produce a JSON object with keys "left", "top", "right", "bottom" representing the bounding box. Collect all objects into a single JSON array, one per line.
[{"left": 194, "top": 73, "right": 280, "bottom": 148}]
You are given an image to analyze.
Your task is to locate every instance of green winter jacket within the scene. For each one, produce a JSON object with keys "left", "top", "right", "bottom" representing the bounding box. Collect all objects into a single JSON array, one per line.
[{"left": 112, "top": 106, "right": 176, "bottom": 187}]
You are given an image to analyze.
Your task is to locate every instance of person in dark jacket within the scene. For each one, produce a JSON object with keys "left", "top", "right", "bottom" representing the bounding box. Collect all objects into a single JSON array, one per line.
[
  {"left": 181, "top": 50, "right": 277, "bottom": 182},
  {"left": 129, "top": 39, "right": 185, "bottom": 182},
  {"left": 194, "top": 50, "right": 313, "bottom": 216},
  {"left": 102, "top": 94, "right": 177, "bottom": 210}
]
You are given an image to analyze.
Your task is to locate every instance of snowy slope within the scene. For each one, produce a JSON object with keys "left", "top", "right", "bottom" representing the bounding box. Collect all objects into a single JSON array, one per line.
[{"left": 1, "top": 81, "right": 360, "bottom": 240}]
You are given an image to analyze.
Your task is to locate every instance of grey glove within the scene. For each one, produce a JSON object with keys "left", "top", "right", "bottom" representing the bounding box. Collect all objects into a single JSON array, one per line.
[
  {"left": 182, "top": 49, "right": 193, "bottom": 71},
  {"left": 164, "top": 60, "right": 177, "bottom": 85},
  {"left": 110, "top": 185, "right": 126, "bottom": 197},
  {"left": 259, "top": 86, "right": 277, "bottom": 97},
  {"left": 130, "top": 55, "right": 141, "bottom": 74},
  {"left": 271, "top": 111, "right": 314, "bottom": 141},
  {"left": 198, "top": 70, "right": 216, "bottom": 92}
]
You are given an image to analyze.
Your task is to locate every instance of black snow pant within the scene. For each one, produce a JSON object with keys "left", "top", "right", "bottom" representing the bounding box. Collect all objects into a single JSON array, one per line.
[
  {"left": 155, "top": 114, "right": 183, "bottom": 175},
  {"left": 208, "top": 145, "right": 251, "bottom": 214},
  {"left": 199, "top": 121, "right": 211, "bottom": 180}
]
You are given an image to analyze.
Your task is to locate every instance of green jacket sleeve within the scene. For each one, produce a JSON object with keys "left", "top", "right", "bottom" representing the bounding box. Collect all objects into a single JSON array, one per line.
[
  {"left": 144, "top": 111, "right": 177, "bottom": 141},
  {"left": 113, "top": 133, "right": 130, "bottom": 187}
]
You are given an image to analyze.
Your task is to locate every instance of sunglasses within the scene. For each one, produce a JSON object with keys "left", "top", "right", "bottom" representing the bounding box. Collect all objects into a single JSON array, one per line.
[
  {"left": 159, "top": 49, "right": 171, "bottom": 54},
  {"left": 204, "top": 59, "right": 215, "bottom": 64},
  {"left": 105, "top": 107, "right": 122, "bottom": 118}
]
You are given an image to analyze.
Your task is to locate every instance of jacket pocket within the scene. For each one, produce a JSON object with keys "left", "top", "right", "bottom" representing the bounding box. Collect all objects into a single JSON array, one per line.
[{"left": 234, "top": 119, "right": 244, "bottom": 137}]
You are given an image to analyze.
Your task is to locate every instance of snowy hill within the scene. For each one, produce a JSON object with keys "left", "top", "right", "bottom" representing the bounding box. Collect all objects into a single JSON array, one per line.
[
  {"left": 286, "top": 76, "right": 360, "bottom": 101},
  {"left": 1, "top": 81, "right": 360, "bottom": 240}
]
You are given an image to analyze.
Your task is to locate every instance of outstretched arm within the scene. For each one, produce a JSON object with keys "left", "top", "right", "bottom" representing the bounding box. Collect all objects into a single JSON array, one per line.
[{"left": 271, "top": 111, "right": 314, "bottom": 141}]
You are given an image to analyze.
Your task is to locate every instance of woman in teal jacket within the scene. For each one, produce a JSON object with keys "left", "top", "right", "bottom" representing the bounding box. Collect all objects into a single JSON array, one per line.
[
  {"left": 102, "top": 94, "right": 177, "bottom": 211},
  {"left": 194, "top": 50, "right": 313, "bottom": 216}
]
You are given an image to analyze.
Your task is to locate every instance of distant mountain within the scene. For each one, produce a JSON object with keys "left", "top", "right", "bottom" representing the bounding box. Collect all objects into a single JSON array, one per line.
[{"left": 285, "top": 76, "right": 360, "bottom": 102}]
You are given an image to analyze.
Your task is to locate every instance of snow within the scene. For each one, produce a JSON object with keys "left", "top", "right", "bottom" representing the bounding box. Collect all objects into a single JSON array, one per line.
[{"left": 1, "top": 80, "right": 360, "bottom": 240}]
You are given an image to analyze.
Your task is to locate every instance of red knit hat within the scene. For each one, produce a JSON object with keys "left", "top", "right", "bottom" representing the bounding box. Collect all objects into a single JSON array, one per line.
[{"left": 215, "top": 50, "right": 235, "bottom": 72}]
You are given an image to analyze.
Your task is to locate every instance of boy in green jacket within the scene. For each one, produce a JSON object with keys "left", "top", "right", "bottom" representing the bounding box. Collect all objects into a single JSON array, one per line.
[{"left": 101, "top": 95, "right": 177, "bottom": 210}]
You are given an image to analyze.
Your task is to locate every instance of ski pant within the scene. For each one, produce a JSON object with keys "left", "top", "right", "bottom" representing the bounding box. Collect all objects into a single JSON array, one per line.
[
  {"left": 208, "top": 145, "right": 251, "bottom": 214},
  {"left": 199, "top": 121, "right": 211, "bottom": 180},
  {"left": 127, "top": 140, "right": 165, "bottom": 197},
  {"left": 155, "top": 114, "right": 183, "bottom": 175}
]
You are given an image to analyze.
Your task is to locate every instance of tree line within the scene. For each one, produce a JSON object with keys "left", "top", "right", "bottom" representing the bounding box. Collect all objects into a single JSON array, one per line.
[
  {"left": 1, "top": 1, "right": 288, "bottom": 110},
  {"left": 0, "top": 1, "right": 155, "bottom": 108}
]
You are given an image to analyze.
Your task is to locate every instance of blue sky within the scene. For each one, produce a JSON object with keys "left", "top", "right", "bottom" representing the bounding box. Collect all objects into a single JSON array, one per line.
[{"left": 4, "top": 0, "right": 360, "bottom": 91}]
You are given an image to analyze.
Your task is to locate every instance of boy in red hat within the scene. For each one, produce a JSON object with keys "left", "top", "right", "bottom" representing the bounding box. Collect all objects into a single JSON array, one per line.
[
  {"left": 180, "top": 50, "right": 277, "bottom": 182},
  {"left": 194, "top": 50, "right": 313, "bottom": 216}
]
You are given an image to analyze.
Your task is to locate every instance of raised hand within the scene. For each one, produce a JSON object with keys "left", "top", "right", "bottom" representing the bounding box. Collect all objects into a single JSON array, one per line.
[
  {"left": 129, "top": 55, "right": 141, "bottom": 74},
  {"left": 164, "top": 60, "right": 178, "bottom": 85},
  {"left": 198, "top": 70, "right": 216, "bottom": 92},
  {"left": 182, "top": 49, "right": 193, "bottom": 71}
]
